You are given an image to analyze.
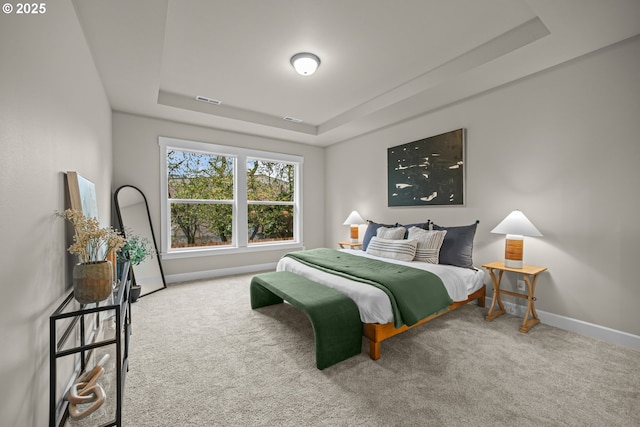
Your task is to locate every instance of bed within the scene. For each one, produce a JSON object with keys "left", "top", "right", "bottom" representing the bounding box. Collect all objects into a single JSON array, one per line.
[{"left": 276, "top": 245, "right": 486, "bottom": 360}]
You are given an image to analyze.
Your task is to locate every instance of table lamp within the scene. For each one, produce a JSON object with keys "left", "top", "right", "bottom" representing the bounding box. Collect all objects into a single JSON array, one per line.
[
  {"left": 343, "top": 211, "right": 365, "bottom": 243},
  {"left": 491, "top": 210, "right": 542, "bottom": 268}
]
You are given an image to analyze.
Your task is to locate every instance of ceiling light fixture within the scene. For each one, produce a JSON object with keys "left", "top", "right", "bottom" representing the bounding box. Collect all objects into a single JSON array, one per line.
[{"left": 290, "top": 52, "right": 320, "bottom": 76}]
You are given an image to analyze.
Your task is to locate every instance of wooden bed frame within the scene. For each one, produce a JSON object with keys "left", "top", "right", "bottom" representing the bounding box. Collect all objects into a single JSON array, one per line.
[{"left": 362, "top": 285, "right": 486, "bottom": 360}]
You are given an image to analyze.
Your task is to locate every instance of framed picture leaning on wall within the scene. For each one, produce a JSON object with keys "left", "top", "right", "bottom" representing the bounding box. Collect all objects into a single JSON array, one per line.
[{"left": 66, "top": 171, "right": 99, "bottom": 219}]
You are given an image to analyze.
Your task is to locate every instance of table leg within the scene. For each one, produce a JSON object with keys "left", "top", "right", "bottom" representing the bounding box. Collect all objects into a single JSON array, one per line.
[
  {"left": 485, "top": 269, "right": 506, "bottom": 321},
  {"left": 519, "top": 274, "right": 540, "bottom": 333}
]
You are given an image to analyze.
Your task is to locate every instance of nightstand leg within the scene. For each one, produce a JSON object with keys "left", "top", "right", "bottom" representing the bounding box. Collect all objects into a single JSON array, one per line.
[
  {"left": 485, "top": 269, "right": 506, "bottom": 321},
  {"left": 519, "top": 274, "right": 540, "bottom": 333}
]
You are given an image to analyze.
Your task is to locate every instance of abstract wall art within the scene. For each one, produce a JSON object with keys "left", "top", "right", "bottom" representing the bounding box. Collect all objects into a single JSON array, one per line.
[{"left": 387, "top": 129, "right": 465, "bottom": 206}]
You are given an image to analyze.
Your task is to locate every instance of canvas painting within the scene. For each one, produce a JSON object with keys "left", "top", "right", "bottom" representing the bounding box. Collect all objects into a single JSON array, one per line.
[
  {"left": 387, "top": 129, "right": 465, "bottom": 206},
  {"left": 67, "top": 171, "right": 99, "bottom": 219}
]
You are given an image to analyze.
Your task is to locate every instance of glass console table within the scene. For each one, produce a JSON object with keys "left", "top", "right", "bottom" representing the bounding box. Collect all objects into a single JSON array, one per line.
[{"left": 49, "top": 262, "right": 131, "bottom": 427}]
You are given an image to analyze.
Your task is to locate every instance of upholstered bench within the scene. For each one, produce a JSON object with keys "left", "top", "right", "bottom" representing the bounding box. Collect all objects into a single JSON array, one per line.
[{"left": 250, "top": 271, "right": 362, "bottom": 370}]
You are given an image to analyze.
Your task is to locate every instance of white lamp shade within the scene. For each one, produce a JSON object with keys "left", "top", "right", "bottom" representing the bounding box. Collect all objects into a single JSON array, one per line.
[
  {"left": 491, "top": 210, "right": 542, "bottom": 237},
  {"left": 291, "top": 52, "right": 320, "bottom": 76},
  {"left": 343, "top": 210, "right": 365, "bottom": 225}
]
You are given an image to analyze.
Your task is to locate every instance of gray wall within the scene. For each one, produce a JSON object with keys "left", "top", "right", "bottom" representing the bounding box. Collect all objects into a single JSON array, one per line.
[
  {"left": 0, "top": 2, "right": 113, "bottom": 425},
  {"left": 325, "top": 36, "right": 640, "bottom": 337},
  {"left": 112, "top": 112, "right": 326, "bottom": 278}
]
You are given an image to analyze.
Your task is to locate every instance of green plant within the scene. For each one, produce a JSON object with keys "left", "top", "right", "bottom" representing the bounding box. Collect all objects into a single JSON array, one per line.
[{"left": 118, "top": 231, "right": 156, "bottom": 266}]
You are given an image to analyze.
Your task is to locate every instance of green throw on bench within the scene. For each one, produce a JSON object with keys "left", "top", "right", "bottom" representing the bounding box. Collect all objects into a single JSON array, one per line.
[{"left": 250, "top": 271, "right": 362, "bottom": 370}]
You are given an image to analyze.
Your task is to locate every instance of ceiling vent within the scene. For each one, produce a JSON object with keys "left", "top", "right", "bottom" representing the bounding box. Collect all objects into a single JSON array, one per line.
[
  {"left": 195, "top": 95, "right": 221, "bottom": 105},
  {"left": 283, "top": 116, "right": 303, "bottom": 123}
]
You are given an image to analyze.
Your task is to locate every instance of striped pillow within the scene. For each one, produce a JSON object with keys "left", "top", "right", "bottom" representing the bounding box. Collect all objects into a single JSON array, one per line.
[
  {"left": 366, "top": 236, "right": 417, "bottom": 262},
  {"left": 407, "top": 227, "right": 447, "bottom": 264}
]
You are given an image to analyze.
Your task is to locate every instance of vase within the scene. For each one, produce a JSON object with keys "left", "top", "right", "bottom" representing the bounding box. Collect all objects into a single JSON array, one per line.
[
  {"left": 129, "top": 284, "right": 141, "bottom": 303},
  {"left": 73, "top": 261, "right": 113, "bottom": 304}
]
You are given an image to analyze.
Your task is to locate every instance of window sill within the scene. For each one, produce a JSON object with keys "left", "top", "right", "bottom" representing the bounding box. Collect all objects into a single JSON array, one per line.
[{"left": 160, "top": 241, "right": 304, "bottom": 260}]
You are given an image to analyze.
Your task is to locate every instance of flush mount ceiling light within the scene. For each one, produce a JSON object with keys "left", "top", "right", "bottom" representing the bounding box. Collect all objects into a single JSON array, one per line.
[{"left": 290, "top": 52, "right": 320, "bottom": 76}]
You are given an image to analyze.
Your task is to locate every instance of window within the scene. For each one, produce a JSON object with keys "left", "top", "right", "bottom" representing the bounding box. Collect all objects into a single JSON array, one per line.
[
  {"left": 159, "top": 137, "right": 303, "bottom": 258},
  {"left": 167, "top": 150, "right": 234, "bottom": 249},
  {"left": 247, "top": 158, "right": 296, "bottom": 245}
]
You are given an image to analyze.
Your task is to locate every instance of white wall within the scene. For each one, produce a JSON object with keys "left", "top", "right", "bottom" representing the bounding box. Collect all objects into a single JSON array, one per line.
[
  {"left": 326, "top": 36, "right": 640, "bottom": 337},
  {"left": 0, "top": 2, "right": 113, "bottom": 425},
  {"left": 112, "top": 113, "right": 326, "bottom": 279}
]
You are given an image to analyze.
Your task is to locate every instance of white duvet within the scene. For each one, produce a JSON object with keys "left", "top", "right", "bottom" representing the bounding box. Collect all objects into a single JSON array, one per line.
[{"left": 276, "top": 249, "right": 485, "bottom": 324}]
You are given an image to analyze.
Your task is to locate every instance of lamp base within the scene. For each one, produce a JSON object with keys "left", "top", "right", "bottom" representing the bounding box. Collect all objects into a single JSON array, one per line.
[
  {"left": 504, "top": 259, "right": 523, "bottom": 269},
  {"left": 350, "top": 225, "right": 359, "bottom": 243},
  {"left": 504, "top": 235, "right": 524, "bottom": 269}
]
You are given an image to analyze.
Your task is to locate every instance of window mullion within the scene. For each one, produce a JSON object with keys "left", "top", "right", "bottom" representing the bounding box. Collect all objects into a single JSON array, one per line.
[
  {"left": 236, "top": 154, "right": 248, "bottom": 247},
  {"left": 246, "top": 201, "right": 294, "bottom": 206},
  {"left": 295, "top": 160, "right": 302, "bottom": 243},
  {"left": 168, "top": 199, "right": 234, "bottom": 205}
]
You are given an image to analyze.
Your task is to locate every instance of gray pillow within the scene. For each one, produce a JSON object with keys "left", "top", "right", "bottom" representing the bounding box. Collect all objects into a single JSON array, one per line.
[
  {"left": 376, "top": 226, "right": 406, "bottom": 240},
  {"left": 398, "top": 221, "right": 430, "bottom": 238},
  {"left": 431, "top": 221, "right": 479, "bottom": 269},
  {"left": 362, "top": 221, "right": 396, "bottom": 251}
]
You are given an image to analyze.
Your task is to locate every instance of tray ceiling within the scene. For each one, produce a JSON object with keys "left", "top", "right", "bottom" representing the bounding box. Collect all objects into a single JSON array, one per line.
[{"left": 73, "top": 0, "right": 640, "bottom": 146}]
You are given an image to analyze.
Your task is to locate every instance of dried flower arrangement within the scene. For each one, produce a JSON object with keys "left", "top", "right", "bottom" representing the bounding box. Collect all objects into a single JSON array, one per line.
[{"left": 58, "top": 209, "right": 126, "bottom": 264}]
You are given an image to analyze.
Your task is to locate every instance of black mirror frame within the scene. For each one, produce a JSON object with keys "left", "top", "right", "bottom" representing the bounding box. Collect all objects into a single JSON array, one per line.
[{"left": 114, "top": 185, "right": 167, "bottom": 296}]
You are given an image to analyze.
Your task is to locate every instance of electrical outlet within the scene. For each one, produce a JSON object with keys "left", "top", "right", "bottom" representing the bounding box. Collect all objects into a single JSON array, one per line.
[{"left": 517, "top": 279, "right": 526, "bottom": 292}]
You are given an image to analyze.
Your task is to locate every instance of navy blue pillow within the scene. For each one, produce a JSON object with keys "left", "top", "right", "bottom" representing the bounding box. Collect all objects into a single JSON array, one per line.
[
  {"left": 431, "top": 221, "right": 479, "bottom": 269},
  {"left": 361, "top": 221, "right": 397, "bottom": 251}
]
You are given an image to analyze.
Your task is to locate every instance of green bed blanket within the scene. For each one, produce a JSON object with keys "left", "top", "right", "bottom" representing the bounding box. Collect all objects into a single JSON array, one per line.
[{"left": 283, "top": 248, "right": 453, "bottom": 328}]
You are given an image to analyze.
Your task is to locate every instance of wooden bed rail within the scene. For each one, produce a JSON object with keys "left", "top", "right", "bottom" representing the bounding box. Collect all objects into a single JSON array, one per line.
[{"left": 362, "top": 285, "right": 486, "bottom": 360}]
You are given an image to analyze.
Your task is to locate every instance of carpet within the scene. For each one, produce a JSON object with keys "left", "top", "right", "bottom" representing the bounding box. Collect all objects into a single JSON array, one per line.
[{"left": 122, "top": 273, "right": 640, "bottom": 426}]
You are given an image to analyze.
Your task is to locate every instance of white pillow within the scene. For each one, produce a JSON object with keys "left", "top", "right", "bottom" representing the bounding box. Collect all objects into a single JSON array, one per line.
[
  {"left": 407, "top": 227, "right": 447, "bottom": 264},
  {"left": 366, "top": 236, "right": 417, "bottom": 262},
  {"left": 376, "top": 226, "right": 406, "bottom": 240}
]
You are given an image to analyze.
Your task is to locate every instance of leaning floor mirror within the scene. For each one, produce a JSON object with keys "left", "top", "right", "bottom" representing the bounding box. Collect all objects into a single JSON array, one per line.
[{"left": 114, "top": 185, "right": 167, "bottom": 298}]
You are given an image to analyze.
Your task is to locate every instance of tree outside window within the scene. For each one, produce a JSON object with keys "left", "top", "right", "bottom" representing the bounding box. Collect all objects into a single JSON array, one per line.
[
  {"left": 160, "top": 137, "right": 302, "bottom": 255},
  {"left": 247, "top": 159, "right": 295, "bottom": 244},
  {"left": 167, "top": 150, "right": 234, "bottom": 248}
]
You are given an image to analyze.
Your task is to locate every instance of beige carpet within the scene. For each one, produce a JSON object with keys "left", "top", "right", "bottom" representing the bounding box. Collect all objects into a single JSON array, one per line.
[{"left": 122, "top": 273, "right": 640, "bottom": 426}]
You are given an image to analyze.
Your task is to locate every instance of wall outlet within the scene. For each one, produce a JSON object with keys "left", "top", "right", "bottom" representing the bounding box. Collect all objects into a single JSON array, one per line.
[{"left": 517, "top": 279, "right": 526, "bottom": 292}]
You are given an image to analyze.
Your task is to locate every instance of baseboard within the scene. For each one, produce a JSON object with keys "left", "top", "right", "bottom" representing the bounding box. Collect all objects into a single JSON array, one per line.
[
  {"left": 484, "top": 297, "right": 640, "bottom": 351},
  {"left": 164, "top": 262, "right": 277, "bottom": 283}
]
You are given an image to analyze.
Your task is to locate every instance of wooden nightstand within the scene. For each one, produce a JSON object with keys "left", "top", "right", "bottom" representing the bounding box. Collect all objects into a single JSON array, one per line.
[
  {"left": 482, "top": 261, "right": 548, "bottom": 333},
  {"left": 338, "top": 241, "right": 362, "bottom": 250}
]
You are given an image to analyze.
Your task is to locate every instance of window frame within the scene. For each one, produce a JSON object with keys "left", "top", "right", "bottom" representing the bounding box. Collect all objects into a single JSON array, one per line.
[{"left": 159, "top": 137, "right": 303, "bottom": 259}]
